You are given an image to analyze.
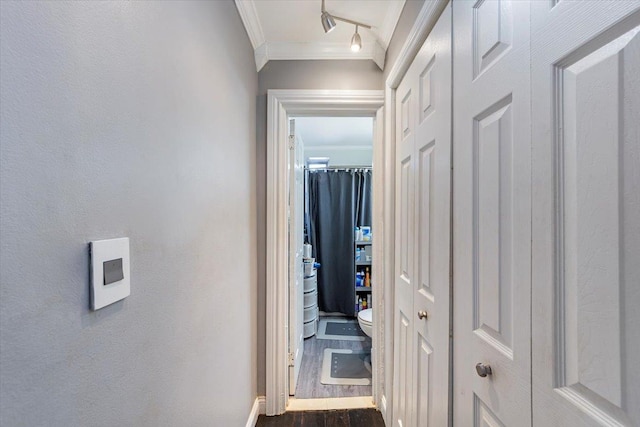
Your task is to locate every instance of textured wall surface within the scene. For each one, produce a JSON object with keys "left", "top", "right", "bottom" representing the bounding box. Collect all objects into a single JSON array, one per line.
[{"left": 0, "top": 1, "right": 258, "bottom": 426}]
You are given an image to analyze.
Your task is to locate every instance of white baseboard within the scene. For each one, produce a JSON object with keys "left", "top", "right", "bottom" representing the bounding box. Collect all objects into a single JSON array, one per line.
[
  {"left": 381, "top": 394, "right": 392, "bottom": 427},
  {"left": 245, "top": 396, "right": 266, "bottom": 427}
]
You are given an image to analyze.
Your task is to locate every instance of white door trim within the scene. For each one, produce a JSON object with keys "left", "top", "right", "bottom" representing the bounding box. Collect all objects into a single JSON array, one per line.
[{"left": 266, "top": 89, "right": 384, "bottom": 416}]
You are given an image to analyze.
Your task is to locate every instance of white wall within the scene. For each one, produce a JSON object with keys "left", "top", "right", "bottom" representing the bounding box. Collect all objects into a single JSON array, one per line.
[
  {"left": 298, "top": 116, "right": 374, "bottom": 167},
  {"left": 0, "top": 2, "right": 258, "bottom": 426},
  {"left": 304, "top": 147, "right": 373, "bottom": 167}
]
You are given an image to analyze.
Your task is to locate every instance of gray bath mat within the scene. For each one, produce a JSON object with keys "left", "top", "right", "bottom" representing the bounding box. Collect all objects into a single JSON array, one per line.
[
  {"left": 317, "top": 318, "right": 366, "bottom": 341},
  {"left": 320, "top": 349, "right": 372, "bottom": 386}
]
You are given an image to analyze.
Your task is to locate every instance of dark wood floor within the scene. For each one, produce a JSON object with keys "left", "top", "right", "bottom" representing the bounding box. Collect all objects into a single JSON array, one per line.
[
  {"left": 255, "top": 408, "right": 385, "bottom": 427},
  {"left": 294, "top": 321, "right": 372, "bottom": 398}
]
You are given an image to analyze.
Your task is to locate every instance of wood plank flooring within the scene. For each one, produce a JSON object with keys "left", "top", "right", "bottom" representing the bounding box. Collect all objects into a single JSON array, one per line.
[
  {"left": 255, "top": 408, "right": 385, "bottom": 427},
  {"left": 294, "top": 323, "right": 372, "bottom": 398}
]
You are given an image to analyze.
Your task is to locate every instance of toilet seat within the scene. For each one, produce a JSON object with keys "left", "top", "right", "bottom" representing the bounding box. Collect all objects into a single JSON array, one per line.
[
  {"left": 358, "top": 308, "right": 372, "bottom": 325},
  {"left": 357, "top": 308, "right": 373, "bottom": 338}
]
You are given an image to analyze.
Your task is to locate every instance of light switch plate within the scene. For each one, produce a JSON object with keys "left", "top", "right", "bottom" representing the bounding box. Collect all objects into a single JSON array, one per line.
[{"left": 90, "top": 237, "right": 130, "bottom": 310}]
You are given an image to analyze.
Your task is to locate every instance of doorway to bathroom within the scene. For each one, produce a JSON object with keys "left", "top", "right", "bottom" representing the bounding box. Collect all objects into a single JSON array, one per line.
[
  {"left": 290, "top": 116, "right": 374, "bottom": 402},
  {"left": 264, "top": 90, "right": 385, "bottom": 415}
]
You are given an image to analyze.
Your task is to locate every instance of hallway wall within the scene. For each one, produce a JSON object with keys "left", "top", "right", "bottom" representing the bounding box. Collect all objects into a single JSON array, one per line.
[
  {"left": 0, "top": 2, "right": 258, "bottom": 426},
  {"left": 384, "top": 0, "right": 426, "bottom": 81}
]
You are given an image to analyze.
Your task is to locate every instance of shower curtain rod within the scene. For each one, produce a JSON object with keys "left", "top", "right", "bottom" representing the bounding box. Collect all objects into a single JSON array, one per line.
[{"left": 305, "top": 166, "right": 372, "bottom": 171}]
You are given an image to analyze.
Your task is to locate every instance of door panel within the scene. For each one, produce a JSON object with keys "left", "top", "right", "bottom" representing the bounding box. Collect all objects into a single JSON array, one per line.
[
  {"left": 474, "top": 98, "right": 514, "bottom": 356},
  {"left": 531, "top": 1, "right": 640, "bottom": 425},
  {"left": 288, "top": 119, "right": 304, "bottom": 394},
  {"left": 413, "top": 8, "right": 451, "bottom": 427},
  {"left": 475, "top": 396, "right": 506, "bottom": 427},
  {"left": 393, "top": 6, "right": 451, "bottom": 427},
  {"left": 417, "top": 142, "right": 435, "bottom": 302},
  {"left": 396, "top": 312, "right": 411, "bottom": 427},
  {"left": 453, "top": 0, "right": 531, "bottom": 425},
  {"left": 473, "top": 0, "right": 512, "bottom": 79},
  {"left": 415, "top": 336, "right": 433, "bottom": 426},
  {"left": 400, "top": 153, "right": 413, "bottom": 283},
  {"left": 394, "top": 71, "right": 415, "bottom": 427}
]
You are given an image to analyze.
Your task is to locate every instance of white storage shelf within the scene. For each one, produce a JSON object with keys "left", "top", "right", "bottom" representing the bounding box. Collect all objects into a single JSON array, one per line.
[{"left": 303, "top": 270, "right": 318, "bottom": 338}]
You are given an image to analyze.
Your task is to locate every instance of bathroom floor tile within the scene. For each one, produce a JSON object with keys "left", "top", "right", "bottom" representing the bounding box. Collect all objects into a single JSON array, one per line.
[{"left": 294, "top": 317, "right": 372, "bottom": 399}]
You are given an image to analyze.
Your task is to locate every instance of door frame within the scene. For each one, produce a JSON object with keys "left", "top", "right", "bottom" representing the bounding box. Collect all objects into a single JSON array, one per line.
[{"left": 266, "top": 89, "right": 384, "bottom": 415}]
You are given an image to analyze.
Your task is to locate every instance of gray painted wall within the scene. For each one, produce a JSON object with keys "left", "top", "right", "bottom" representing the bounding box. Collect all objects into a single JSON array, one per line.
[
  {"left": 385, "top": 0, "right": 426, "bottom": 81},
  {"left": 258, "top": 60, "right": 384, "bottom": 94},
  {"left": 0, "top": 2, "right": 258, "bottom": 426}
]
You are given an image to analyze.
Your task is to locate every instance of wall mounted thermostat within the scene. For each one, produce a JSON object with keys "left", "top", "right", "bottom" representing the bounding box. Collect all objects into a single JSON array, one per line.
[{"left": 89, "top": 237, "right": 130, "bottom": 310}]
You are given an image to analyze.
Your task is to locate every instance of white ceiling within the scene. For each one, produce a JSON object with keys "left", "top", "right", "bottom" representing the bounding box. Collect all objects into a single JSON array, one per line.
[
  {"left": 235, "top": 0, "right": 406, "bottom": 71},
  {"left": 295, "top": 117, "right": 373, "bottom": 147}
]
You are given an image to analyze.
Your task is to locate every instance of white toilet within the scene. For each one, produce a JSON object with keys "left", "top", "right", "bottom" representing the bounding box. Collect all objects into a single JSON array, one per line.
[{"left": 357, "top": 308, "right": 373, "bottom": 338}]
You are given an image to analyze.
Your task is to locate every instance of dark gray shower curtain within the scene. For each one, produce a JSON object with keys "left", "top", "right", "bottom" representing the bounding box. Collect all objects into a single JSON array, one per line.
[
  {"left": 354, "top": 170, "right": 372, "bottom": 228},
  {"left": 308, "top": 170, "right": 372, "bottom": 315}
]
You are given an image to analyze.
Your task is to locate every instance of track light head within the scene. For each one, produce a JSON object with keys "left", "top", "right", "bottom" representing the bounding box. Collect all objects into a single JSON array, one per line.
[
  {"left": 351, "top": 26, "right": 362, "bottom": 52},
  {"left": 321, "top": 11, "right": 336, "bottom": 33},
  {"left": 320, "top": 0, "right": 370, "bottom": 51}
]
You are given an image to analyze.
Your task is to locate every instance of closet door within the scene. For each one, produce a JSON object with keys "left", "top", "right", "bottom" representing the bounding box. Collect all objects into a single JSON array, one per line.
[
  {"left": 392, "top": 6, "right": 451, "bottom": 427},
  {"left": 531, "top": 2, "right": 640, "bottom": 425},
  {"left": 393, "top": 57, "right": 415, "bottom": 427},
  {"left": 452, "top": 0, "right": 532, "bottom": 425}
]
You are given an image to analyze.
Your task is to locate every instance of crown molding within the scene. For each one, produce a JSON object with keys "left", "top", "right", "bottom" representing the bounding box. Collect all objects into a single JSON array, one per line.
[
  {"left": 255, "top": 43, "right": 269, "bottom": 72},
  {"left": 372, "top": 41, "right": 386, "bottom": 70},
  {"left": 378, "top": 0, "right": 406, "bottom": 50},
  {"left": 234, "top": 0, "right": 265, "bottom": 49}
]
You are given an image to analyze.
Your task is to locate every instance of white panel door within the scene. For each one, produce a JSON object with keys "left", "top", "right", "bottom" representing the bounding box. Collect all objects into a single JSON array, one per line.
[
  {"left": 453, "top": 0, "right": 532, "bottom": 426},
  {"left": 393, "top": 59, "right": 415, "bottom": 425},
  {"left": 531, "top": 2, "right": 640, "bottom": 425},
  {"left": 392, "top": 7, "right": 451, "bottom": 427},
  {"left": 289, "top": 119, "right": 305, "bottom": 394}
]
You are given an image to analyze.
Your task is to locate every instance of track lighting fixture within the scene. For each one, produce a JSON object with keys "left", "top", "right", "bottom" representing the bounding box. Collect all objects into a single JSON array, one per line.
[
  {"left": 351, "top": 26, "right": 362, "bottom": 52},
  {"left": 321, "top": 10, "right": 336, "bottom": 33},
  {"left": 321, "top": 0, "right": 371, "bottom": 52}
]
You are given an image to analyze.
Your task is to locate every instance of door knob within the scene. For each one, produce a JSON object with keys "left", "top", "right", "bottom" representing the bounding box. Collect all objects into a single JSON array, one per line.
[
  {"left": 417, "top": 310, "right": 428, "bottom": 320},
  {"left": 475, "top": 363, "right": 492, "bottom": 377}
]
